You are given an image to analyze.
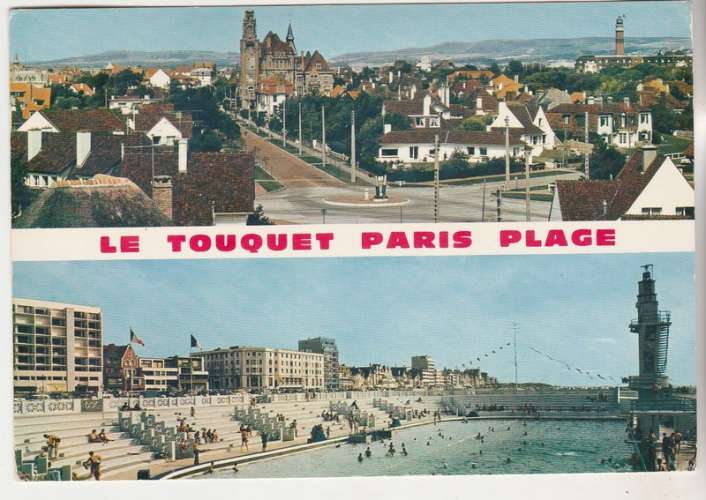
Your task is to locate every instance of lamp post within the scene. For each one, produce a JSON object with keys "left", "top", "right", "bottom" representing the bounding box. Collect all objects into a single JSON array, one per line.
[
  {"left": 504, "top": 116, "right": 511, "bottom": 189},
  {"left": 524, "top": 146, "right": 531, "bottom": 222}
]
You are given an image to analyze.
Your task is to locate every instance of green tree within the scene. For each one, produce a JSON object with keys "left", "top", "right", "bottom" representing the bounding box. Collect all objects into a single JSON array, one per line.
[
  {"left": 590, "top": 138, "right": 626, "bottom": 180},
  {"left": 246, "top": 204, "right": 273, "bottom": 225},
  {"left": 11, "top": 156, "right": 32, "bottom": 217}
]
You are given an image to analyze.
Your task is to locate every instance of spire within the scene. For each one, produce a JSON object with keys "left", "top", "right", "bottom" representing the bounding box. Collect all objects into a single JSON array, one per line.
[{"left": 286, "top": 22, "right": 294, "bottom": 42}]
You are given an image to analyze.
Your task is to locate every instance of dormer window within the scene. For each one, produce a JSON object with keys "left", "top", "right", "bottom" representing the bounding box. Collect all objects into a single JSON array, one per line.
[{"left": 429, "top": 117, "right": 440, "bottom": 128}]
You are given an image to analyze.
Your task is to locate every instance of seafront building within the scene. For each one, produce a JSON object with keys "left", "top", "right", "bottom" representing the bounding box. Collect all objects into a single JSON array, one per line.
[
  {"left": 196, "top": 346, "right": 325, "bottom": 391},
  {"left": 298, "top": 337, "right": 340, "bottom": 390},
  {"left": 13, "top": 298, "right": 103, "bottom": 396}
]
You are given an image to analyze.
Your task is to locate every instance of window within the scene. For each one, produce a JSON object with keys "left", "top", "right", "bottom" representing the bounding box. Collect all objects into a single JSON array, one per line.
[
  {"left": 676, "top": 206, "right": 694, "bottom": 218},
  {"left": 414, "top": 117, "right": 424, "bottom": 127},
  {"left": 429, "top": 117, "right": 440, "bottom": 128},
  {"left": 641, "top": 207, "right": 662, "bottom": 216},
  {"left": 599, "top": 115, "right": 609, "bottom": 127},
  {"left": 619, "top": 133, "right": 628, "bottom": 144},
  {"left": 409, "top": 146, "right": 419, "bottom": 159},
  {"left": 640, "top": 113, "right": 649, "bottom": 124},
  {"left": 466, "top": 146, "right": 476, "bottom": 156},
  {"left": 380, "top": 148, "right": 398, "bottom": 157},
  {"left": 479, "top": 147, "right": 487, "bottom": 156}
]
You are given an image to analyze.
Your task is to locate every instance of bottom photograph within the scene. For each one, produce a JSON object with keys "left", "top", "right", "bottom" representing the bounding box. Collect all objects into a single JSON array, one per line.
[{"left": 11, "top": 253, "right": 696, "bottom": 480}]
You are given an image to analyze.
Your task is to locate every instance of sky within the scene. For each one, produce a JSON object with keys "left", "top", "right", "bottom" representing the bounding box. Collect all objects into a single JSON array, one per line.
[
  {"left": 12, "top": 252, "right": 695, "bottom": 387},
  {"left": 9, "top": 1, "right": 693, "bottom": 62}
]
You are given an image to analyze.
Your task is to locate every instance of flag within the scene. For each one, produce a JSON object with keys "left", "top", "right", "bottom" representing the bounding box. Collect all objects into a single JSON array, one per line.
[
  {"left": 129, "top": 328, "right": 144, "bottom": 346},
  {"left": 190, "top": 334, "right": 202, "bottom": 350}
]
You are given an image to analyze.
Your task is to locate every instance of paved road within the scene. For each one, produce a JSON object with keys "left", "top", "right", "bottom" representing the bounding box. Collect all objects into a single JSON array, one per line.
[
  {"left": 243, "top": 129, "right": 344, "bottom": 189},
  {"left": 243, "top": 128, "right": 581, "bottom": 224}
]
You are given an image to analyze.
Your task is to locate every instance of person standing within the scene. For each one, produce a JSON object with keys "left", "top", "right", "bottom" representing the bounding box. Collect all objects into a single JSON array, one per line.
[
  {"left": 44, "top": 434, "right": 60, "bottom": 459},
  {"left": 85, "top": 451, "right": 102, "bottom": 480},
  {"left": 261, "top": 431, "right": 268, "bottom": 452},
  {"left": 192, "top": 441, "right": 201, "bottom": 465}
]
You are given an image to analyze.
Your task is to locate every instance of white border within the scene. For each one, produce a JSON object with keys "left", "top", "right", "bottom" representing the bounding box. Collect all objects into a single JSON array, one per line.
[{"left": 1, "top": 1, "right": 705, "bottom": 499}]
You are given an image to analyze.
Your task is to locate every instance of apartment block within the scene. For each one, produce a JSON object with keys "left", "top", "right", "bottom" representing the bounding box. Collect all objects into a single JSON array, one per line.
[
  {"left": 196, "top": 346, "right": 324, "bottom": 391},
  {"left": 298, "top": 337, "right": 340, "bottom": 391},
  {"left": 13, "top": 298, "right": 103, "bottom": 395}
]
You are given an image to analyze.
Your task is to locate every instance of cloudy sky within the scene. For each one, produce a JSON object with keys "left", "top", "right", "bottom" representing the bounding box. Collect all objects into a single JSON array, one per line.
[
  {"left": 13, "top": 252, "right": 695, "bottom": 386},
  {"left": 10, "top": 1, "right": 692, "bottom": 62}
]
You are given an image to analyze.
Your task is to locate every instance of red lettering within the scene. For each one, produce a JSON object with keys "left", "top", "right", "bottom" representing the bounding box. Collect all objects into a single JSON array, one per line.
[
  {"left": 453, "top": 231, "right": 473, "bottom": 248},
  {"left": 315, "top": 233, "right": 334, "bottom": 250},
  {"left": 596, "top": 229, "right": 616, "bottom": 246},
  {"left": 526, "top": 230, "right": 542, "bottom": 247},
  {"left": 499, "top": 230, "right": 522, "bottom": 247},
  {"left": 571, "top": 229, "right": 593, "bottom": 246},
  {"left": 215, "top": 234, "right": 236, "bottom": 252},
  {"left": 120, "top": 236, "right": 140, "bottom": 253},
  {"left": 189, "top": 234, "right": 212, "bottom": 252},
  {"left": 361, "top": 232, "right": 383, "bottom": 249},
  {"left": 167, "top": 235, "right": 186, "bottom": 252},
  {"left": 292, "top": 233, "right": 311, "bottom": 250},
  {"left": 413, "top": 232, "right": 435, "bottom": 248},
  {"left": 387, "top": 232, "right": 410, "bottom": 249},
  {"left": 545, "top": 229, "right": 568, "bottom": 247},
  {"left": 267, "top": 234, "right": 287, "bottom": 251},
  {"left": 100, "top": 236, "right": 117, "bottom": 253}
]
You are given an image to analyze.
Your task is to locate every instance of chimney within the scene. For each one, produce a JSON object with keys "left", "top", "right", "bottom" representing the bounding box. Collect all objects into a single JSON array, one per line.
[
  {"left": 151, "top": 175, "right": 173, "bottom": 220},
  {"left": 76, "top": 130, "right": 91, "bottom": 167},
  {"left": 178, "top": 138, "right": 188, "bottom": 173},
  {"left": 383, "top": 123, "right": 392, "bottom": 134},
  {"left": 587, "top": 96, "right": 595, "bottom": 105},
  {"left": 640, "top": 144, "right": 658, "bottom": 172},
  {"left": 514, "top": 74, "right": 519, "bottom": 84},
  {"left": 623, "top": 96, "right": 630, "bottom": 108},
  {"left": 27, "top": 130, "right": 42, "bottom": 161},
  {"left": 445, "top": 85, "right": 450, "bottom": 107},
  {"left": 423, "top": 94, "right": 431, "bottom": 116}
]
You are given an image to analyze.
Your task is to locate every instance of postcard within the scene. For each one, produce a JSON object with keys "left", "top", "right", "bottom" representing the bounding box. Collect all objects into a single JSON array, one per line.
[{"left": 4, "top": 0, "right": 701, "bottom": 496}]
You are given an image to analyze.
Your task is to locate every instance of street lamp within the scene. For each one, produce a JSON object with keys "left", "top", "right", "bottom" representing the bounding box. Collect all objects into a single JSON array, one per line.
[
  {"left": 524, "top": 145, "right": 532, "bottom": 222},
  {"left": 504, "top": 116, "right": 510, "bottom": 189}
]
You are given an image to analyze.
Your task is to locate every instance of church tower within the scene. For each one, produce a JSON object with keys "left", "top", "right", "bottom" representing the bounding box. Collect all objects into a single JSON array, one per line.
[
  {"left": 615, "top": 16, "right": 625, "bottom": 56},
  {"left": 286, "top": 22, "right": 296, "bottom": 53},
  {"left": 240, "top": 10, "right": 260, "bottom": 110}
]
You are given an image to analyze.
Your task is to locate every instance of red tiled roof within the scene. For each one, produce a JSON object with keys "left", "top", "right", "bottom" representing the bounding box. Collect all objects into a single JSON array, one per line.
[
  {"left": 556, "top": 151, "right": 666, "bottom": 221},
  {"left": 42, "top": 109, "right": 124, "bottom": 133},
  {"left": 26, "top": 132, "right": 76, "bottom": 174},
  {"left": 121, "top": 150, "right": 255, "bottom": 226}
]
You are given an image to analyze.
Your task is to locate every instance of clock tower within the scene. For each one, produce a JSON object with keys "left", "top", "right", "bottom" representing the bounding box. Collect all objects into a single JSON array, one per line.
[{"left": 240, "top": 10, "right": 260, "bottom": 110}]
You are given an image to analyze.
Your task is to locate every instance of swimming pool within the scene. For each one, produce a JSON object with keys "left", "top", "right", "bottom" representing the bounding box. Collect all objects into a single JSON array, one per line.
[{"left": 196, "top": 419, "right": 635, "bottom": 478}]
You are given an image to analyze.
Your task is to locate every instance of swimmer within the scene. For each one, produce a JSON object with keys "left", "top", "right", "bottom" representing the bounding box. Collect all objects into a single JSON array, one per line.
[
  {"left": 427, "top": 441, "right": 431, "bottom": 446},
  {"left": 365, "top": 446, "right": 372, "bottom": 458},
  {"left": 506, "top": 458, "right": 512, "bottom": 464},
  {"left": 357, "top": 453, "right": 364, "bottom": 463},
  {"left": 402, "top": 444, "right": 408, "bottom": 456}
]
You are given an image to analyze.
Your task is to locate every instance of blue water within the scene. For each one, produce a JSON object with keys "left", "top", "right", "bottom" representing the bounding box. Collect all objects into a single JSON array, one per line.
[{"left": 201, "top": 419, "right": 635, "bottom": 478}]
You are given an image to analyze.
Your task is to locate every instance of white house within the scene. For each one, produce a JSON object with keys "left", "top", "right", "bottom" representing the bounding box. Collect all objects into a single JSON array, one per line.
[
  {"left": 190, "top": 67, "right": 213, "bottom": 87},
  {"left": 377, "top": 129, "right": 524, "bottom": 164},
  {"left": 550, "top": 145, "right": 694, "bottom": 220},
  {"left": 489, "top": 101, "right": 555, "bottom": 157},
  {"left": 149, "top": 69, "right": 171, "bottom": 89}
]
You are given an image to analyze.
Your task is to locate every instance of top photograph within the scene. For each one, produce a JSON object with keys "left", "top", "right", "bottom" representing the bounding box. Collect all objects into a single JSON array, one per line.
[{"left": 8, "top": 1, "right": 695, "bottom": 228}]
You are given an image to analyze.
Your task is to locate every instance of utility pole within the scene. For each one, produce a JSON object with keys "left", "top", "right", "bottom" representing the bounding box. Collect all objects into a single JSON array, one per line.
[
  {"left": 584, "top": 110, "right": 590, "bottom": 179},
  {"left": 298, "top": 101, "right": 303, "bottom": 156},
  {"left": 513, "top": 323, "right": 519, "bottom": 394},
  {"left": 525, "top": 148, "right": 531, "bottom": 222},
  {"left": 351, "top": 109, "right": 357, "bottom": 183},
  {"left": 496, "top": 189, "right": 502, "bottom": 222},
  {"left": 282, "top": 99, "right": 286, "bottom": 147},
  {"left": 433, "top": 134, "right": 440, "bottom": 223},
  {"left": 481, "top": 178, "right": 486, "bottom": 222},
  {"left": 321, "top": 106, "right": 326, "bottom": 168},
  {"left": 504, "top": 116, "right": 510, "bottom": 189}
]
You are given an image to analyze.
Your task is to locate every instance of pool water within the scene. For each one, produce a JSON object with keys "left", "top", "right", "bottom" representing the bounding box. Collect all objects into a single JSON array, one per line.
[{"left": 200, "top": 419, "right": 635, "bottom": 478}]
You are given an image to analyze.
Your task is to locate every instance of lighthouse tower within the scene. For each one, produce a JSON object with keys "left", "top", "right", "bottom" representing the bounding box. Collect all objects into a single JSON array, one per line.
[
  {"left": 628, "top": 265, "right": 671, "bottom": 402},
  {"left": 615, "top": 16, "right": 625, "bottom": 56}
]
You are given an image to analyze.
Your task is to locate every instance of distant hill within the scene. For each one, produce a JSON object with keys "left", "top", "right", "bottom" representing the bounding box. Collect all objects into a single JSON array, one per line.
[
  {"left": 32, "top": 50, "right": 239, "bottom": 68},
  {"left": 330, "top": 36, "right": 693, "bottom": 67},
  {"left": 31, "top": 36, "right": 691, "bottom": 69}
]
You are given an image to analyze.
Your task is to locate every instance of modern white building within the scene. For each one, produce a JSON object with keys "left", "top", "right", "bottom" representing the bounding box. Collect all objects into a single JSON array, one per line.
[
  {"left": 139, "top": 357, "right": 179, "bottom": 393},
  {"left": 196, "top": 346, "right": 325, "bottom": 391},
  {"left": 13, "top": 298, "right": 103, "bottom": 395},
  {"left": 378, "top": 129, "right": 524, "bottom": 164}
]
